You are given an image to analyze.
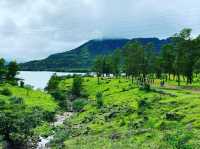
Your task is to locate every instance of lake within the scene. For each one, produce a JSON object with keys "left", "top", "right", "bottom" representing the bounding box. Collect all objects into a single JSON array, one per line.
[{"left": 18, "top": 71, "right": 85, "bottom": 89}]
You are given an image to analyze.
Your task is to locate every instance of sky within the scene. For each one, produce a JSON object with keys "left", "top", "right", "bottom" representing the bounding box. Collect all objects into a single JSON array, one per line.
[{"left": 0, "top": 0, "right": 200, "bottom": 62}]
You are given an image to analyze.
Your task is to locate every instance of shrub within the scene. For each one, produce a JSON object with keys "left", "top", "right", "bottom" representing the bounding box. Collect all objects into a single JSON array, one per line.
[
  {"left": 10, "top": 96, "right": 24, "bottom": 104},
  {"left": 163, "top": 129, "right": 193, "bottom": 148},
  {"left": 1, "top": 88, "right": 12, "bottom": 96},
  {"left": 50, "top": 127, "right": 70, "bottom": 148},
  {"left": 96, "top": 92, "right": 103, "bottom": 108},
  {"left": 72, "top": 98, "right": 88, "bottom": 112},
  {"left": 139, "top": 83, "right": 151, "bottom": 91},
  {"left": 72, "top": 76, "right": 83, "bottom": 97}
]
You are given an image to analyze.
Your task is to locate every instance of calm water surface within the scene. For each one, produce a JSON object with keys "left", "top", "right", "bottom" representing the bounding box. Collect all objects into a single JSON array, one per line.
[{"left": 18, "top": 71, "right": 85, "bottom": 89}]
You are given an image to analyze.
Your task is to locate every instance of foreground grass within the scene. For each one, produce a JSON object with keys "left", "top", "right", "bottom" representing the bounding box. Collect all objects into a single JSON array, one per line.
[{"left": 51, "top": 77, "right": 200, "bottom": 148}]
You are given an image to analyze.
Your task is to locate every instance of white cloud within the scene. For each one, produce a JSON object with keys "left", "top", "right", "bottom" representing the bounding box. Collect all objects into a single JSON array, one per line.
[{"left": 0, "top": 0, "right": 200, "bottom": 61}]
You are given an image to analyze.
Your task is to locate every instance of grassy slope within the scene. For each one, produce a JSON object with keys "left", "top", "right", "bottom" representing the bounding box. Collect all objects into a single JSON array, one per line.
[
  {"left": 0, "top": 84, "right": 58, "bottom": 112},
  {"left": 57, "top": 77, "right": 200, "bottom": 149}
]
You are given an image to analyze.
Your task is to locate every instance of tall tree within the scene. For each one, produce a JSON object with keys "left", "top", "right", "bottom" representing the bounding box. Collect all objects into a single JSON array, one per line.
[
  {"left": 161, "top": 44, "right": 175, "bottom": 80},
  {"left": 93, "top": 56, "right": 103, "bottom": 84},
  {"left": 173, "top": 28, "right": 192, "bottom": 85},
  {"left": 123, "top": 42, "right": 144, "bottom": 83},
  {"left": 0, "top": 58, "right": 6, "bottom": 83},
  {"left": 112, "top": 48, "right": 121, "bottom": 77}
]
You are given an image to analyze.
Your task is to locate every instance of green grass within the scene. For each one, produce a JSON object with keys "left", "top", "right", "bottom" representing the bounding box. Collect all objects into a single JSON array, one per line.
[
  {"left": 0, "top": 84, "right": 58, "bottom": 112},
  {"left": 52, "top": 77, "right": 200, "bottom": 148}
]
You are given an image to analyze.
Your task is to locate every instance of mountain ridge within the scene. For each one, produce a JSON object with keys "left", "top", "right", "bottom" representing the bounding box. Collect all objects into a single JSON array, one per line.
[{"left": 20, "top": 38, "right": 171, "bottom": 72}]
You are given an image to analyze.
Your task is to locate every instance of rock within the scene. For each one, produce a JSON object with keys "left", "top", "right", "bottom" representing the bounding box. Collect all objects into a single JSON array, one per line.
[
  {"left": 165, "top": 112, "right": 184, "bottom": 121},
  {"left": 110, "top": 133, "right": 121, "bottom": 140}
]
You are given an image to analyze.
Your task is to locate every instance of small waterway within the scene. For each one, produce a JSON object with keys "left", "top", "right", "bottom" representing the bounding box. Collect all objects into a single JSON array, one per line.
[{"left": 37, "top": 112, "right": 73, "bottom": 149}]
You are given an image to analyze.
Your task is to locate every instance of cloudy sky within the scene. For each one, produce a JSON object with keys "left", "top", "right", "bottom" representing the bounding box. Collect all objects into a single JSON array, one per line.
[{"left": 0, "top": 0, "right": 200, "bottom": 61}]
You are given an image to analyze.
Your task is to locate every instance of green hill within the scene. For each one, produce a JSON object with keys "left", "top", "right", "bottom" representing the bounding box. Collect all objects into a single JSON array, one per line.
[
  {"left": 20, "top": 38, "right": 171, "bottom": 72},
  {"left": 50, "top": 77, "right": 200, "bottom": 148}
]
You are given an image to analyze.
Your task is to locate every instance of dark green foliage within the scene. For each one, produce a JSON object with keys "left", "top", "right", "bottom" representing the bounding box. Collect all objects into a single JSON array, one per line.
[
  {"left": 139, "top": 83, "right": 151, "bottom": 91},
  {"left": 163, "top": 129, "right": 193, "bottom": 149},
  {"left": 96, "top": 92, "right": 103, "bottom": 108},
  {"left": 20, "top": 81, "right": 25, "bottom": 88},
  {"left": 6, "top": 61, "right": 19, "bottom": 85},
  {"left": 72, "top": 98, "right": 88, "bottom": 112},
  {"left": 0, "top": 59, "right": 20, "bottom": 85},
  {"left": 45, "top": 73, "right": 60, "bottom": 92},
  {"left": 50, "top": 127, "right": 70, "bottom": 149},
  {"left": 0, "top": 97, "right": 46, "bottom": 148},
  {"left": 0, "top": 58, "right": 6, "bottom": 83},
  {"left": 71, "top": 76, "right": 83, "bottom": 97},
  {"left": 0, "top": 88, "right": 12, "bottom": 96},
  {"left": 10, "top": 96, "right": 24, "bottom": 104}
]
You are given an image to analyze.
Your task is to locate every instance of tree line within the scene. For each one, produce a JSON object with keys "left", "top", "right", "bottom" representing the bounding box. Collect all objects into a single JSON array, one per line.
[{"left": 93, "top": 28, "right": 200, "bottom": 86}]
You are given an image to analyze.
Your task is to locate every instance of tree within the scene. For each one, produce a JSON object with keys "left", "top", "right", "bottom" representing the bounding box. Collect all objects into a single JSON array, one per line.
[
  {"left": 93, "top": 56, "right": 103, "bottom": 84},
  {"left": 0, "top": 58, "right": 6, "bottom": 83},
  {"left": 123, "top": 42, "right": 143, "bottom": 83},
  {"left": 161, "top": 44, "right": 175, "bottom": 80},
  {"left": 102, "top": 55, "right": 113, "bottom": 76},
  {"left": 71, "top": 76, "right": 83, "bottom": 98},
  {"left": 6, "top": 61, "right": 19, "bottom": 85},
  {"left": 112, "top": 48, "right": 121, "bottom": 77},
  {"left": 194, "top": 58, "right": 200, "bottom": 76},
  {"left": 45, "top": 73, "right": 60, "bottom": 92}
]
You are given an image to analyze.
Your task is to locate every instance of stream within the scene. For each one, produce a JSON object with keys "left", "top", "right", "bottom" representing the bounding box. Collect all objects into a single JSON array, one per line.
[{"left": 36, "top": 112, "right": 73, "bottom": 149}]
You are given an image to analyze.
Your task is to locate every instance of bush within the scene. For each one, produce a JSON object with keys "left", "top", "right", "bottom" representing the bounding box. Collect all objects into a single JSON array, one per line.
[
  {"left": 72, "top": 76, "right": 83, "bottom": 97},
  {"left": 10, "top": 96, "right": 24, "bottom": 104},
  {"left": 163, "top": 129, "right": 193, "bottom": 148},
  {"left": 72, "top": 98, "right": 88, "bottom": 112},
  {"left": 1, "top": 88, "right": 12, "bottom": 96},
  {"left": 139, "top": 83, "right": 151, "bottom": 91},
  {"left": 50, "top": 127, "right": 70, "bottom": 149},
  {"left": 96, "top": 92, "right": 103, "bottom": 108}
]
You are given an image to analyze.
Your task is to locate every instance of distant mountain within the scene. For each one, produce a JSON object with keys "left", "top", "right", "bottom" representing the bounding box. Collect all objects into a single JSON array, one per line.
[{"left": 20, "top": 38, "right": 171, "bottom": 72}]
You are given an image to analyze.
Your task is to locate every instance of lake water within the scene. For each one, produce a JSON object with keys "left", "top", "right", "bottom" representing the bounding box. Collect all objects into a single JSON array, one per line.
[{"left": 18, "top": 71, "right": 85, "bottom": 89}]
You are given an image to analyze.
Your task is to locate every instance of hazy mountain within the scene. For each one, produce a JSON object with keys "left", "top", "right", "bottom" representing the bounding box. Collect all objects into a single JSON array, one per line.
[{"left": 20, "top": 38, "right": 171, "bottom": 72}]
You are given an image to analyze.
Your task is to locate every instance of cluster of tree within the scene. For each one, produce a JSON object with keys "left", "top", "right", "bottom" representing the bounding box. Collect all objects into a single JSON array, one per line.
[
  {"left": 93, "top": 28, "right": 200, "bottom": 86},
  {"left": 0, "top": 58, "right": 20, "bottom": 85},
  {"left": 93, "top": 49, "right": 121, "bottom": 84}
]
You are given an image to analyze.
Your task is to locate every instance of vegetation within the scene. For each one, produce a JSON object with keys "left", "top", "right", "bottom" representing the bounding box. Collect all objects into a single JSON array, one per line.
[
  {"left": 0, "top": 59, "right": 58, "bottom": 148},
  {"left": 20, "top": 38, "right": 171, "bottom": 72},
  {"left": 49, "top": 76, "right": 200, "bottom": 148},
  {"left": 93, "top": 28, "right": 200, "bottom": 87},
  {"left": 2, "top": 28, "right": 200, "bottom": 148},
  {"left": 48, "top": 29, "right": 200, "bottom": 148}
]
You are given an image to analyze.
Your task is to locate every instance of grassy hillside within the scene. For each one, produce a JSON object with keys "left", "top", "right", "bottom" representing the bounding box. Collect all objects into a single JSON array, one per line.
[
  {"left": 51, "top": 77, "right": 200, "bottom": 148},
  {"left": 20, "top": 38, "right": 171, "bottom": 72},
  {"left": 0, "top": 84, "right": 58, "bottom": 112}
]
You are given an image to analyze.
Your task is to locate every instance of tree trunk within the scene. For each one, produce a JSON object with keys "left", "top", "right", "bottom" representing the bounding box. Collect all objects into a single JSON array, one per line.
[
  {"left": 168, "top": 73, "right": 171, "bottom": 80},
  {"left": 131, "top": 75, "right": 134, "bottom": 84},
  {"left": 177, "top": 74, "right": 180, "bottom": 86}
]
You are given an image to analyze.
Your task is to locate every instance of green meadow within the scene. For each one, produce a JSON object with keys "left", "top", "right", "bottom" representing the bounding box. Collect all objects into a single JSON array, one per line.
[
  {"left": 0, "top": 84, "right": 58, "bottom": 112},
  {"left": 49, "top": 77, "right": 200, "bottom": 149}
]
